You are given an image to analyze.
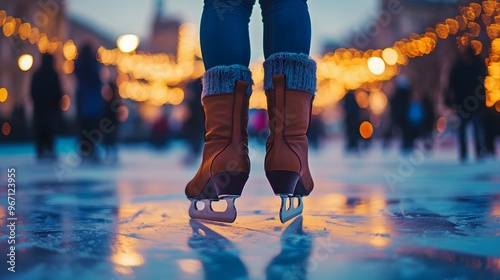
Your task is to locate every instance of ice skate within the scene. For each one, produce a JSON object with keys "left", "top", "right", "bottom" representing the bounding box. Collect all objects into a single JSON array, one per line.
[
  {"left": 186, "top": 65, "right": 252, "bottom": 223},
  {"left": 278, "top": 195, "right": 303, "bottom": 224},
  {"left": 264, "top": 53, "right": 316, "bottom": 223}
]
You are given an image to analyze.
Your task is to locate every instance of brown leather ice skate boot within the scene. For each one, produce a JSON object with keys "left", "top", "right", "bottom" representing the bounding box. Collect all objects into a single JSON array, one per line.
[
  {"left": 263, "top": 53, "right": 316, "bottom": 223},
  {"left": 186, "top": 65, "right": 252, "bottom": 223}
]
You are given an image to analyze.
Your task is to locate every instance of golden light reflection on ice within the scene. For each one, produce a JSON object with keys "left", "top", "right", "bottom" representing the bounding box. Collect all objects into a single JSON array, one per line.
[
  {"left": 110, "top": 205, "right": 146, "bottom": 275},
  {"left": 304, "top": 190, "right": 392, "bottom": 248},
  {"left": 177, "top": 259, "right": 202, "bottom": 274}
]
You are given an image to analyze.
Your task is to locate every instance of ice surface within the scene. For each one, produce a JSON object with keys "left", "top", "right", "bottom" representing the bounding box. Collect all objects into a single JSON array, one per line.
[{"left": 0, "top": 139, "right": 499, "bottom": 279}]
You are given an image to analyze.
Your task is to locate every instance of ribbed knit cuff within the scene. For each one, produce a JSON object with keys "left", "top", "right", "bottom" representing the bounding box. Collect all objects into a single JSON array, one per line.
[
  {"left": 202, "top": 64, "right": 253, "bottom": 97},
  {"left": 263, "top": 52, "right": 317, "bottom": 94}
]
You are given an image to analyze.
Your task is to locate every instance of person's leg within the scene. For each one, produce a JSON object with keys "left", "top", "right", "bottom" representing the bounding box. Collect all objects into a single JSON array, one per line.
[
  {"left": 47, "top": 120, "right": 55, "bottom": 157},
  {"left": 472, "top": 113, "right": 485, "bottom": 159},
  {"left": 260, "top": 0, "right": 316, "bottom": 223},
  {"left": 88, "top": 119, "right": 99, "bottom": 161},
  {"left": 484, "top": 124, "right": 495, "bottom": 156},
  {"left": 260, "top": 0, "right": 315, "bottom": 95},
  {"left": 186, "top": 0, "right": 255, "bottom": 222},
  {"left": 458, "top": 117, "right": 468, "bottom": 161},
  {"left": 198, "top": 0, "right": 254, "bottom": 97},
  {"left": 200, "top": 0, "right": 256, "bottom": 70},
  {"left": 35, "top": 128, "right": 44, "bottom": 158},
  {"left": 260, "top": 0, "right": 311, "bottom": 58}
]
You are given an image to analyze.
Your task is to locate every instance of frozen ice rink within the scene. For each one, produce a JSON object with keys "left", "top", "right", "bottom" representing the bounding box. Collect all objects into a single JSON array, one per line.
[{"left": 1, "top": 139, "right": 499, "bottom": 279}]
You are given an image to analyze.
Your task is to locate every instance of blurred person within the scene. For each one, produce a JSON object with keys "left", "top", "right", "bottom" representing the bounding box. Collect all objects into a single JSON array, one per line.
[
  {"left": 151, "top": 114, "right": 169, "bottom": 149},
  {"left": 448, "top": 47, "right": 487, "bottom": 161},
  {"left": 420, "top": 95, "right": 436, "bottom": 151},
  {"left": 342, "top": 90, "right": 361, "bottom": 153},
  {"left": 101, "top": 81, "right": 122, "bottom": 164},
  {"left": 30, "top": 54, "right": 63, "bottom": 159},
  {"left": 483, "top": 104, "right": 500, "bottom": 157},
  {"left": 307, "top": 113, "right": 325, "bottom": 151},
  {"left": 186, "top": 0, "right": 316, "bottom": 223},
  {"left": 75, "top": 44, "right": 105, "bottom": 162},
  {"left": 389, "top": 75, "right": 412, "bottom": 152},
  {"left": 183, "top": 77, "right": 204, "bottom": 165},
  {"left": 406, "top": 97, "right": 425, "bottom": 150},
  {"left": 248, "top": 109, "right": 268, "bottom": 144}
]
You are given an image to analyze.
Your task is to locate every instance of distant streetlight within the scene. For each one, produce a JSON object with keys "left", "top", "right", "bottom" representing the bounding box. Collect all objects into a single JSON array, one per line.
[
  {"left": 117, "top": 34, "right": 140, "bottom": 53},
  {"left": 367, "top": 57, "right": 385, "bottom": 75},
  {"left": 18, "top": 54, "right": 34, "bottom": 71}
]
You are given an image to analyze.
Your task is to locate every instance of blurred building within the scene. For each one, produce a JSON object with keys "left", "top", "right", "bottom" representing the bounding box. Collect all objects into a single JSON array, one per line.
[
  {"left": 123, "top": 0, "right": 184, "bottom": 142},
  {"left": 148, "top": 0, "right": 181, "bottom": 56}
]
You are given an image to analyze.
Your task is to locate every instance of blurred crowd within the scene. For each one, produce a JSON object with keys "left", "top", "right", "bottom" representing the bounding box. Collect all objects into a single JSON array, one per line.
[
  {"left": 29, "top": 46, "right": 500, "bottom": 164},
  {"left": 31, "top": 44, "right": 123, "bottom": 164},
  {"left": 342, "top": 46, "right": 500, "bottom": 161}
]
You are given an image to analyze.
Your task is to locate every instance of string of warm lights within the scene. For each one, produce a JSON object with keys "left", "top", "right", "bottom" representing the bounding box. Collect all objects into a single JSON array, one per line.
[
  {"left": 1, "top": 1, "right": 500, "bottom": 113},
  {"left": 97, "top": 23, "right": 204, "bottom": 106},
  {"left": 312, "top": 1, "right": 500, "bottom": 115},
  {"left": 484, "top": 0, "right": 500, "bottom": 109},
  {"left": 0, "top": 9, "right": 78, "bottom": 73}
]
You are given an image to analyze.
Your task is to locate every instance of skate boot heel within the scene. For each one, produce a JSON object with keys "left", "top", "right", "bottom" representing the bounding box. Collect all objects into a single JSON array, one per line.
[
  {"left": 212, "top": 171, "right": 249, "bottom": 198},
  {"left": 266, "top": 171, "right": 300, "bottom": 195},
  {"left": 266, "top": 170, "right": 303, "bottom": 223}
]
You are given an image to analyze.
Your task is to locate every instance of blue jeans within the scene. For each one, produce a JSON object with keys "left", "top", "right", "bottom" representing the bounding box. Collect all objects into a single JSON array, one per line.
[{"left": 200, "top": 0, "right": 311, "bottom": 70}]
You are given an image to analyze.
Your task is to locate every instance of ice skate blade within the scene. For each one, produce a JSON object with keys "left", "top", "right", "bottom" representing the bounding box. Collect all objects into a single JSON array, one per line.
[
  {"left": 279, "top": 195, "right": 303, "bottom": 223},
  {"left": 189, "top": 196, "right": 237, "bottom": 223}
]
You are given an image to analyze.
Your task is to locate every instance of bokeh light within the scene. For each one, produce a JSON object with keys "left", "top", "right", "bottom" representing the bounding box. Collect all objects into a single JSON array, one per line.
[
  {"left": 355, "top": 90, "right": 370, "bottom": 109},
  {"left": 117, "top": 34, "right": 140, "bottom": 53},
  {"left": 0, "top": 88, "right": 7, "bottom": 102},
  {"left": 471, "top": 40, "right": 483, "bottom": 55},
  {"left": 63, "top": 40, "right": 78, "bottom": 60},
  {"left": 170, "top": 88, "right": 185, "bottom": 106},
  {"left": 28, "top": 27, "right": 39, "bottom": 44},
  {"left": 369, "top": 90, "right": 388, "bottom": 115},
  {"left": 60, "top": 95, "right": 71, "bottom": 112},
  {"left": 63, "top": 60, "right": 75, "bottom": 74},
  {"left": 137, "top": 103, "right": 162, "bottom": 123},
  {"left": 2, "top": 17, "right": 14, "bottom": 37},
  {"left": 437, "top": 117, "right": 447, "bottom": 133},
  {"left": 117, "top": 106, "right": 129, "bottom": 123},
  {"left": 2, "top": 122, "right": 11, "bottom": 136},
  {"left": 18, "top": 54, "right": 33, "bottom": 71},
  {"left": 359, "top": 121, "right": 374, "bottom": 139},
  {"left": 0, "top": 2, "right": 499, "bottom": 109},
  {"left": 367, "top": 57, "right": 385, "bottom": 75},
  {"left": 37, "top": 34, "right": 49, "bottom": 53},
  {"left": 0, "top": 10, "right": 6, "bottom": 26},
  {"left": 18, "top": 22, "right": 31, "bottom": 40},
  {"left": 382, "top": 48, "right": 398, "bottom": 65}
]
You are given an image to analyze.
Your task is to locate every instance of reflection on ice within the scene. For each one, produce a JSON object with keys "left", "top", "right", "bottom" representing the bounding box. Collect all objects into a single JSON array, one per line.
[
  {"left": 177, "top": 259, "right": 202, "bottom": 275},
  {"left": 188, "top": 219, "right": 248, "bottom": 280},
  {"left": 266, "top": 217, "right": 312, "bottom": 280}
]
